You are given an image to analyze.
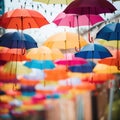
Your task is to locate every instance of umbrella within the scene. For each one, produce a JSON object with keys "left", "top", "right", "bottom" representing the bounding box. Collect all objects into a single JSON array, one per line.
[
  {"left": 96, "top": 23, "right": 120, "bottom": 68},
  {"left": 0, "top": 47, "right": 30, "bottom": 61},
  {"left": 0, "top": 32, "right": 38, "bottom": 50},
  {"left": 98, "top": 50, "right": 120, "bottom": 68},
  {"left": 43, "top": 31, "right": 87, "bottom": 49},
  {"left": 44, "top": 65, "right": 68, "bottom": 81},
  {"left": 82, "top": 73, "right": 115, "bottom": 84},
  {"left": 54, "top": 53, "right": 87, "bottom": 66},
  {"left": 3, "top": 61, "right": 32, "bottom": 75},
  {"left": 93, "top": 63, "right": 120, "bottom": 74},
  {"left": 68, "top": 61, "right": 96, "bottom": 73},
  {"left": 63, "top": 0, "right": 117, "bottom": 15},
  {"left": 32, "top": 0, "right": 74, "bottom": 4},
  {"left": 26, "top": 46, "right": 64, "bottom": 60},
  {"left": 23, "top": 68, "right": 45, "bottom": 80},
  {"left": 75, "top": 43, "right": 112, "bottom": 59},
  {"left": 0, "top": 8, "right": 49, "bottom": 30},
  {"left": 24, "top": 60, "right": 55, "bottom": 70},
  {"left": 53, "top": 12, "right": 104, "bottom": 27}
]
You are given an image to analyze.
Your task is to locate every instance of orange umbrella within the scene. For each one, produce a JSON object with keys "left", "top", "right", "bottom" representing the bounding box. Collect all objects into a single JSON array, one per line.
[
  {"left": 0, "top": 47, "right": 30, "bottom": 61},
  {"left": 19, "top": 77, "right": 40, "bottom": 86},
  {"left": 43, "top": 32, "right": 87, "bottom": 50},
  {"left": 82, "top": 73, "right": 115, "bottom": 83},
  {"left": 26, "top": 46, "right": 64, "bottom": 60},
  {"left": 98, "top": 50, "right": 120, "bottom": 68},
  {"left": 44, "top": 65, "right": 68, "bottom": 81},
  {"left": 0, "top": 8, "right": 49, "bottom": 30}
]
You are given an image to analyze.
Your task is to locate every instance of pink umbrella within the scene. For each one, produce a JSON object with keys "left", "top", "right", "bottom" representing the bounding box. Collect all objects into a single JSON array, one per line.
[
  {"left": 54, "top": 53, "right": 87, "bottom": 66},
  {"left": 53, "top": 12, "right": 104, "bottom": 27}
]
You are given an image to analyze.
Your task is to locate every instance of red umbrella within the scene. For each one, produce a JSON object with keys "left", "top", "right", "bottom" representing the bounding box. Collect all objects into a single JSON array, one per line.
[
  {"left": 64, "top": 0, "right": 117, "bottom": 15},
  {"left": 0, "top": 8, "right": 49, "bottom": 30}
]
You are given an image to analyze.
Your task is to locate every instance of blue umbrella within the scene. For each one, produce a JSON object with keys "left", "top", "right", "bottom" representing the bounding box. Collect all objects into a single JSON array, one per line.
[
  {"left": 24, "top": 60, "right": 55, "bottom": 70},
  {"left": 0, "top": 32, "right": 38, "bottom": 50},
  {"left": 75, "top": 43, "right": 112, "bottom": 59},
  {"left": 68, "top": 61, "right": 96, "bottom": 73},
  {"left": 96, "top": 23, "right": 120, "bottom": 40}
]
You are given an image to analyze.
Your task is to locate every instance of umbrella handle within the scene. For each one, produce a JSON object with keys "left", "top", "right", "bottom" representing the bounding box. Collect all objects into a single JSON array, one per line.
[
  {"left": 75, "top": 46, "right": 80, "bottom": 52},
  {"left": 117, "top": 66, "right": 120, "bottom": 70}
]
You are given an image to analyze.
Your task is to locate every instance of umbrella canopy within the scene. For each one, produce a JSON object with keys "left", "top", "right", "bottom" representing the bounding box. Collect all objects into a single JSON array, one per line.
[
  {"left": 54, "top": 53, "right": 87, "bottom": 66},
  {"left": 64, "top": 0, "right": 117, "bottom": 15},
  {"left": 53, "top": 12, "right": 104, "bottom": 27},
  {"left": 82, "top": 73, "right": 115, "bottom": 83},
  {"left": 3, "top": 61, "right": 32, "bottom": 75},
  {"left": 26, "top": 46, "right": 64, "bottom": 60},
  {"left": 43, "top": 32, "right": 87, "bottom": 49},
  {"left": 0, "top": 32, "right": 38, "bottom": 50},
  {"left": 0, "top": 8, "right": 49, "bottom": 30},
  {"left": 68, "top": 61, "right": 96, "bottom": 73},
  {"left": 44, "top": 65, "right": 68, "bottom": 81},
  {"left": 75, "top": 43, "right": 112, "bottom": 59},
  {"left": 24, "top": 60, "right": 55, "bottom": 70},
  {"left": 96, "top": 23, "right": 120, "bottom": 40},
  {"left": 32, "top": 0, "right": 74, "bottom": 4},
  {"left": 0, "top": 47, "right": 30, "bottom": 61},
  {"left": 93, "top": 63, "right": 120, "bottom": 74}
]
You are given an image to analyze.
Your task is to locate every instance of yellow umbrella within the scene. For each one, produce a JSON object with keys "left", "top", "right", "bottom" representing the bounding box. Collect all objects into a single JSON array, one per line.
[
  {"left": 0, "top": 95, "right": 13, "bottom": 102},
  {"left": 26, "top": 46, "right": 64, "bottom": 60},
  {"left": 0, "top": 83, "right": 20, "bottom": 91},
  {"left": 43, "top": 32, "right": 87, "bottom": 50},
  {"left": 3, "top": 61, "right": 32, "bottom": 75},
  {"left": 93, "top": 63, "right": 120, "bottom": 74},
  {"left": 97, "top": 39, "right": 120, "bottom": 49},
  {"left": 32, "top": 0, "right": 73, "bottom": 4}
]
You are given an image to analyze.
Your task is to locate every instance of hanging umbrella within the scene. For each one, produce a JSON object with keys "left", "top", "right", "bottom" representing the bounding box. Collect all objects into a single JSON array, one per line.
[
  {"left": 0, "top": 32, "right": 38, "bottom": 50},
  {"left": 43, "top": 31, "right": 87, "bottom": 49},
  {"left": 75, "top": 43, "right": 112, "bottom": 59},
  {"left": 82, "top": 73, "right": 115, "bottom": 84},
  {"left": 93, "top": 63, "right": 120, "bottom": 74},
  {"left": 0, "top": 47, "right": 30, "bottom": 61},
  {"left": 68, "top": 61, "right": 96, "bottom": 73},
  {"left": 64, "top": 0, "right": 117, "bottom": 15},
  {"left": 26, "top": 46, "right": 64, "bottom": 60},
  {"left": 3, "top": 61, "right": 32, "bottom": 75},
  {"left": 44, "top": 65, "right": 68, "bottom": 81},
  {"left": 54, "top": 53, "right": 87, "bottom": 66},
  {"left": 23, "top": 68, "right": 45, "bottom": 80},
  {"left": 53, "top": 12, "right": 104, "bottom": 27},
  {"left": 0, "top": 8, "right": 49, "bottom": 30},
  {"left": 32, "top": 0, "right": 74, "bottom": 4},
  {"left": 98, "top": 50, "right": 120, "bottom": 68},
  {"left": 24, "top": 60, "right": 55, "bottom": 70}
]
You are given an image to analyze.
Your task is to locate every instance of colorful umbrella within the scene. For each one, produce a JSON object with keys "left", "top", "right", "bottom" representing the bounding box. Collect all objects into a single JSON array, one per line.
[
  {"left": 26, "top": 46, "right": 64, "bottom": 60},
  {"left": 54, "top": 53, "right": 87, "bottom": 66},
  {"left": 68, "top": 61, "right": 96, "bottom": 73},
  {"left": 0, "top": 8, "right": 49, "bottom": 30},
  {"left": 32, "top": 0, "right": 74, "bottom": 4},
  {"left": 75, "top": 43, "right": 112, "bottom": 59},
  {"left": 0, "top": 32, "right": 38, "bottom": 50},
  {"left": 82, "top": 73, "right": 115, "bottom": 84},
  {"left": 43, "top": 31, "right": 87, "bottom": 49},
  {"left": 3, "top": 61, "right": 32, "bottom": 75},
  {"left": 64, "top": 0, "right": 117, "bottom": 15},
  {"left": 24, "top": 60, "right": 55, "bottom": 70},
  {"left": 93, "top": 63, "right": 120, "bottom": 74},
  {"left": 44, "top": 65, "right": 68, "bottom": 81},
  {"left": 0, "top": 47, "right": 30, "bottom": 61},
  {"left": 53, "top": 12, "right": 104, "bottom": 27}
]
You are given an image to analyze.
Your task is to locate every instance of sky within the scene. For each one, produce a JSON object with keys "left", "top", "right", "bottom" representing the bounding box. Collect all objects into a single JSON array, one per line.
[{"left": 4, "top": 0, "right": 120, "bottom": 46}]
